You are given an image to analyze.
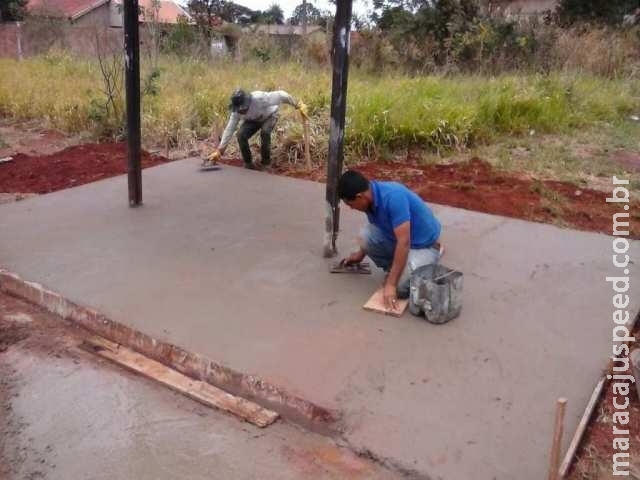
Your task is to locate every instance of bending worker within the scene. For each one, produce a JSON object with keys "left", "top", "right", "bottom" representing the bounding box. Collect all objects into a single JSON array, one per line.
[
  {"left": 338, "top": 170, "right": 443, "bottom": 310},
  {"left": 205, "top": 89, "right": 308, "bottom": 169}
]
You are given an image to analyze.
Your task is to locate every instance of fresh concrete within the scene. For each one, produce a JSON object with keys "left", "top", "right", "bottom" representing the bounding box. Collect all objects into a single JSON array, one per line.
[
  {"left": 1, "top": 159, "right": 638, "bottom": 479},
  {"left": 0, "top": 293, "right": 397, "bottom": 480}
]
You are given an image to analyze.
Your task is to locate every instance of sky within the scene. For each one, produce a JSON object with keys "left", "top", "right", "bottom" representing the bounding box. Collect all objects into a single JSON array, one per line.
[{"left": 178, "top": 0, "right": 372, "bottom": 22}]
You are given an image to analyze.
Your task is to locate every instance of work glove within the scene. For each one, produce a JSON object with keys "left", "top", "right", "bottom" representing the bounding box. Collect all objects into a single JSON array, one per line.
[
  {"left": 206, "top": 149, "right": 221, "bottom": 164},
  {"left": 296, "top": 100, "right": 309, "bottom": 120}
]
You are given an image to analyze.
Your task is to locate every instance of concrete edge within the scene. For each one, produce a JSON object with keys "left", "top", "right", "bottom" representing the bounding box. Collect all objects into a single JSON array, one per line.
[
  {"left": 558, "top": 311, "right": 640, "bottom": 478},
  {"left": 0, "top": 268, "right": 341, "bottom": 435}
]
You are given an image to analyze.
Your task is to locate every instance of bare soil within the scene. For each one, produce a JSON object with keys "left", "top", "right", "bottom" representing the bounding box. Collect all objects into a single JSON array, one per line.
[
  {"left": 0, "top": 143, "right": 170, "bottom": 194},
  {"left": 0, "top": 120, "right": 77, "bottom": 158}
]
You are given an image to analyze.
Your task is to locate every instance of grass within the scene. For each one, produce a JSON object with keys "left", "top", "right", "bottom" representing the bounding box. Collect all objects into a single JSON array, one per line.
[
  {"left": 473, "top": 120, "right": 640, "bottom": 186},
  {"left": 0, "top": 53, "right": 639, "bottom": 177}
]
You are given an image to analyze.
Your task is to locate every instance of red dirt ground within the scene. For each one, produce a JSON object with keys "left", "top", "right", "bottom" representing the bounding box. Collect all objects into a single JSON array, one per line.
[
  {"left": 0, "top": 142, "right": 170, "bottom": 194},
  {"left": 223, "top": 156, "right": 640, "bottom": 239},
  {"left": 1, "top": 140, "right": 637, "bottom": 239}
]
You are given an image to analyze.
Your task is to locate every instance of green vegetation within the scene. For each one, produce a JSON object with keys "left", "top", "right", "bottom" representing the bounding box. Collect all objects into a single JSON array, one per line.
[
  {"left": 2, "top": 55, "right": 637, "bottom": 147},
  {"left": 0, "top": 53, "right": 638, "bottom": 185}
]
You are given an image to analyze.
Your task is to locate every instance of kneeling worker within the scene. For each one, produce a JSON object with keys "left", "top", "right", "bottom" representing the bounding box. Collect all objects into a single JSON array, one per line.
[
  {"left": 205, "top": 89, "right": 308, "bottom": 169},
  {"left": 338, "top": 170, "right": 442, "bottom": 310}
]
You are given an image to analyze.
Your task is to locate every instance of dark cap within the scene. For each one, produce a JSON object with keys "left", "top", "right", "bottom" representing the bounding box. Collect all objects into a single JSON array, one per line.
[{"left": 230, "top": 89, "right": 251, "bottom": 112}]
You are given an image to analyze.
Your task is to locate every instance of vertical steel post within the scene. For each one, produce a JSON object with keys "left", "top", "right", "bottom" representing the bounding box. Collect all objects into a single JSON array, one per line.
[
  {"left": 323, "top": 0, "right": 352, "bottom": 257},
  {"left": 124, "top": 0, "right": 142, "bottom": 206}
]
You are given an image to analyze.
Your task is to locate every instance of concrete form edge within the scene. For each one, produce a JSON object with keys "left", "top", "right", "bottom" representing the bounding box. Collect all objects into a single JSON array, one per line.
[
  {"left": 0, "top": 268, "right": 340, "bottom": 435},
  {"left": 559, "top": 311, "right": 640, "bottom": 478}
]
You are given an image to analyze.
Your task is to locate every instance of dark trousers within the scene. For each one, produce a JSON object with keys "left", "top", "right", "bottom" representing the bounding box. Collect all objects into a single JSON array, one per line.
[{"left": 237, "top": 115, "right": 278, "bottom": 166}]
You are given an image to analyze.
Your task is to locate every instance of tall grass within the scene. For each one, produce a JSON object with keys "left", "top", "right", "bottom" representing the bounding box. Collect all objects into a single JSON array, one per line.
[{"left": 0, "top": 54, "right": 638, "bottom": 159}]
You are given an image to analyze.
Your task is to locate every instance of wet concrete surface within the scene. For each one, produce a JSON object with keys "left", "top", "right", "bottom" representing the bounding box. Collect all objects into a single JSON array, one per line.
[
  {"left": 1, "top": 159, "right": 639, "bottom": 479},
  {"left": 0, "top": 293, "right": 398, "bottom": 480}
]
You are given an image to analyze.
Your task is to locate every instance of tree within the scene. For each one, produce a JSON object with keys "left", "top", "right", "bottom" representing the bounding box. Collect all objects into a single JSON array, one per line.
[
  {"left": 556, "top": 0, "right": 638, "bottom": 25},
  {"left": 261, "top": 3, "right": 284, "bottom": 24},
  {"left": 188, "top": 0, "right": 255, "bottom": 25},
  {"left": 289, "top": 2, "right": 322, "bottom": 25},
  {"left": 376, "top": 5, "right": 414, "bottom": 31},
  {"left": 0, "top": 0, "right": 28, "bottom": 21}
]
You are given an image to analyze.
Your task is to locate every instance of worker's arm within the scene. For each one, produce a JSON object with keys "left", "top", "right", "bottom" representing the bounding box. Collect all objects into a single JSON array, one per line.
[
  {"left": 217, "top": 112, "right": 240, "bottom": 152},
  {"left": 383, "top": 221, "right": 410, "bottom": 310},
  {"left": 264, "top": 90, "right": 297, "bottom": 108},
  {"left": 265, "top": 91, "right": 308, "bottom": 118},
  {"left": 382, "top": 191, "right": 412, "bottom": 310}
]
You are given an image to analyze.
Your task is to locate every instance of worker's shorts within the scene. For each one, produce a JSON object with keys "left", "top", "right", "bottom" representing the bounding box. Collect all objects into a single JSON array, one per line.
[{"left": 359, "top": 224, "right": 441, "bottom": 298}]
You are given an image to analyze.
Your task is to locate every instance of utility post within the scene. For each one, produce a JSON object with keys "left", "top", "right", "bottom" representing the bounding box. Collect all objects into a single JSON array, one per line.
[
  {"left": 124, "top": 0, "right": 142, "bottom": 206},
  {"left": 323, "top": 0, "right": 352, "bottom": 257}
]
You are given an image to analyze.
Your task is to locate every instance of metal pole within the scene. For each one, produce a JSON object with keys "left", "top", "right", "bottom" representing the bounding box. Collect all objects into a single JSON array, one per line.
[
  {"left": 323, "top": 0, "right": 352, "bottom": 258},
  {"left": 124, "top": 0, "right": 142, "bottom": 206}
]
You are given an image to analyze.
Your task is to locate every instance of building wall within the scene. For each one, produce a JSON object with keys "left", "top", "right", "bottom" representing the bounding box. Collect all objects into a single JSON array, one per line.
[
  {"left": 0, "top": 23, "right": 20, "bottom": 59},
  {"left": 0, "top": 21, "right": 126, "bottom": 58},
  {"left": 72, "top": 3, "right": 112, "bottom": 27}
]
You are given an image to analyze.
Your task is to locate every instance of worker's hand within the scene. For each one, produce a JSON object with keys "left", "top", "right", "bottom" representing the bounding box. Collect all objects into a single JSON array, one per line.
[
  {"left": 296, "top": 100, "right": 309, "bottom": 120},
  {"left": 207, "top": 149, "right": 221, "bottom": 164},
  {"left": 342, "top": 250, "right": 365, "bottom": 266},
  {"left": 382, "top": 282, "right": 398, "bottom": 312}
]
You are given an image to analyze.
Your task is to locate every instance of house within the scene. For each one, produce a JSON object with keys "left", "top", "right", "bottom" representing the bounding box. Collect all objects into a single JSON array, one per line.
[
  {"left": 238, "top": 23, "right": 326, "bottom": 58},
  {"left": 26, "top": 0, "right": 192, "bottom": 27}
]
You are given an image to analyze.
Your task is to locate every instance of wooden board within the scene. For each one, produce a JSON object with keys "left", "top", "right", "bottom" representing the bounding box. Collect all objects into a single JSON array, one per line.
[
  {"left": 363, "top": 288, "right": 408, "bottom": 317},
  {"left": 302, "top": 118, "right": 312, "bottom": 170},
  {"left": 559, "top": 376, "right": 606, "bottom": 478},
  {"left": 82, "top": 336, "right": 279, "bottom": 428}
]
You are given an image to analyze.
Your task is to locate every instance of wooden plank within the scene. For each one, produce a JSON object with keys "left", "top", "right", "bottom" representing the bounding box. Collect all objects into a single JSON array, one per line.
[
  {"left": 548, "top": 397, "right": 567, "bottom": 480},
  {"left": 559, "top": 377, "right": 606, "bottom": 478},
  {"left": 363, "top": 288, "right": 408, "bottom": 317},
  {"left": 302, "top": 117, "right": 312, "bottom": 171},
  {"left": 82, "top": 336, "right": 279, "bottom": 428}
]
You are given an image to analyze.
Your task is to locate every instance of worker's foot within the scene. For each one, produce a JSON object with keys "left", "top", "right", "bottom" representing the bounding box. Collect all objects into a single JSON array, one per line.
[{"left": 244, "top": 163, "right": 260, "bottom": 171}]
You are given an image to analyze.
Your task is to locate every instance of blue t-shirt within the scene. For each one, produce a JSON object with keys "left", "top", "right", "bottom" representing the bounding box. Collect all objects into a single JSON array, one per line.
[{"left": 366, "top": 181, "right": 441, "bottom": 248}]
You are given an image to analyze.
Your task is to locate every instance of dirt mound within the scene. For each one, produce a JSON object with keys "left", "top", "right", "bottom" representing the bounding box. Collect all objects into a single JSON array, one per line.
[{"left": 0, "top": 142, "right": 170, "bottom": 194}]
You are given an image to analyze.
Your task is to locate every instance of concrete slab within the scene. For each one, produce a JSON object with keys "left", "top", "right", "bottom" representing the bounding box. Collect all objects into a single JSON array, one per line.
[
  {"left": 1, "top": 159, "right": 638, "bottom": 479},
  {"left": 0, "top": 293, "right": 398, "bottom": 480}
]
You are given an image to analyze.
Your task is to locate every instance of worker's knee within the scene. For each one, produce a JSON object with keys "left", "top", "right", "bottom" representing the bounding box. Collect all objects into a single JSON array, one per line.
[{"left": 357, "top": 225, "right": 373, "bottom": 252}]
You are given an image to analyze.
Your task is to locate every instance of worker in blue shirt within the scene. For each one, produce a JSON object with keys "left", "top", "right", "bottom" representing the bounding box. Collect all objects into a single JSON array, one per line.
[{"left": 338, "top": 170, "right": 442, "bottom": 310}]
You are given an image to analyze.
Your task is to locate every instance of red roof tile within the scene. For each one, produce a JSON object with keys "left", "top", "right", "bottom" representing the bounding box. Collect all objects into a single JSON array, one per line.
[
  {"left": 27, "top": 0, "right": 191, "bottom": 23},
  {"left": 27, "top": 0, "right": 107, "bottom": 18}
]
